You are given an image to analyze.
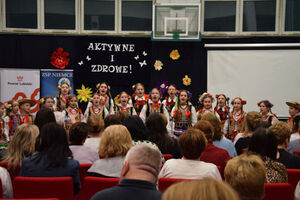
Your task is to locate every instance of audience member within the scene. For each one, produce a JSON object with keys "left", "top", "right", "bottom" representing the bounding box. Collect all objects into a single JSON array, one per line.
[
  {"left": 3, "top": 124, "right": 39, "bottom": 168},
  {"left": 248, "top": 128, "right": 287, "bottom": 183},
  {"left": 123, "top": 115, "right": 165, "bottom": 162},
  {"left": 20, "top": 122, "right": 80, "bottom": 194},
  {"left": 91, "top": 144, "right": 162, "bottom": 200},
  {"left": 146, "top": 113, "right": 182, "bottom": 158},
  {"left": 201, "top": 113, "right": 237, "bottom": 157},
  {"left": 87, "top": 125, "right": 133, "bottom": 177},
  {"left": 34, "top": 108, "right": 56, "bottom": 131},
  {"left": 115, "top": 110, "right": 129, "bottom": 123},
  {"left": 0, "top": 166, "right": 13, "bottom": 198},
  {"left": 69, "top": 122, "right": 99, "bottom": 164},
  {"left": 194, "top": 120, "right": 231, "bottom": 170},
  {"left": 269, "top": 121, "right": 300, "bottom": 169},
  {"left": 84, "top": 115, "right": 105, "bottom": 151},
  {"left": 159, "top": 128, "right": 221, "bottom": 180},
  {"left": 104, "top": 114, "right": 121, "bottom": 128},
  {"left": 225, "top": 154, "right": 266, "bottom": 200},
  {"left": 235, "top": 111, "right": 262, "bottom": 155},
  {"left": 162, "top": 178, "right": 239, "bottom": 200}
]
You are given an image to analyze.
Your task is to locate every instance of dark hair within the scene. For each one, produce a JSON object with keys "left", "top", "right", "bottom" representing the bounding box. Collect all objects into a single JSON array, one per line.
[
  {"left": 123, "top": 115, "right": 149, "bottom": 141},
  {"left": 248, "top": 128, "right": 278, "bottom": 160},
  {"left": 69, "top": 122, "right": 89, "bottom": 145},
  {"left": 104, "top": 114, "right": 121, "bottom": 128},
  {"left": 293, "top": 115, "right": 300, "bottom": 133},
  {"left": 178, "top": 128, "right": 207, "bottom": 159},
  {"left": 35, "top": 122, "right": 73, "bottom": 167},
  {"left": 34, "top": 108, "right": 56, "bottom": 131},
  {"left": 145, "top": 113, "right": 174, "bottom": 150}
]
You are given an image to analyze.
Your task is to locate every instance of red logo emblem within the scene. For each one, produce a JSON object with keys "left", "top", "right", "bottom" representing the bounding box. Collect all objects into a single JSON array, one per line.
[{"left": 17, "top": 76, "right": 23, "bottom": 82}]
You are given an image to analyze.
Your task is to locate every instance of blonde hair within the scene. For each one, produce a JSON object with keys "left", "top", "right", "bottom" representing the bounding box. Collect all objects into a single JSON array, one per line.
[
  {"left": 224, "top": 154, "right": 266, "bottom": 200},
  {"left": 4, "top": 124, "right": 39, "bottom": 168},
  {"left": 162, "top": 178, "right": 239, "bottom": 200},
  {"left": 87, "top": 115, "right": 105, "bottom": 136},
  {"left": 99, "top": 125, "right": 133, "bottom": 158},
  {"left": 242, "top": 111, "right": 262, "bottom": 137},
  {"left": 268, "top": 121, "right": 291, "bottom": 145},
  {"left": 201, "top": 113, "right": 224, "bottom": 140}
]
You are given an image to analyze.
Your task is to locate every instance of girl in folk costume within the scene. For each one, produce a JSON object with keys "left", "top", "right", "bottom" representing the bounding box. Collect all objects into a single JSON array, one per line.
[
  {"left": 257, "top": 100, "right": 278, "bottom": 126},
  {"left": 0, "top": 102, "right": 9, "bottom": 148},
  {"left": 197, "top": 93, "right": 220, "bottom": 120},
  {"left": 114, "top": 91, "right": 137, "bottom": 116},
  {"left": 96, "top": 82, "right": 114, "bottom": 114},
  {"left": 18, "top": 98, "right": 36, "bottom": 125},
  {"left": 169, "top": 90, "right": 197, "bottom": 138},
  {"left": 162, "top": 84, "right": 177, "bottom": 116},
  {"left": 84, "top": 93, "right": 109, "bottom": 122},
  {"left": 131, "top": 83, "right": 149, "bottom": 116},
  {"left": 214, "top": 94, "right": 229, "bottom": 125},
  {"left": 140, "top": 88, "right": 169, "bottom": 124},
  {"left": 286, "top": 101, "right": 300, "bottom": 128},
  {"left": 40, "top": 96, "right": 55, "bottom": 111},
  {"left": 63, "top": 94, "right": 83, "bottom": 131},
  {"left": 54, "top": 78, "right": 72, "bottom": 112},
  {"left": 3, "top": 100, "right": 21, "bottom": 140},
  {"left": 225, "top": 97, "right": 247, "bottom": 140}
]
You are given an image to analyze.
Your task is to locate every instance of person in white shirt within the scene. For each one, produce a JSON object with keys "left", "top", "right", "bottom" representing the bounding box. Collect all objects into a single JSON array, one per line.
[{"left": 159, "top": 128, "right": 221, "bottom": 180}]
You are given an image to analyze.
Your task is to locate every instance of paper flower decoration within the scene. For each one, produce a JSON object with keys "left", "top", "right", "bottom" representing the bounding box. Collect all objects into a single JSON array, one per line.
[
  {"left": 154, "top": 60, "right": 163, "bottom": 71},
  {"left": 182, "top": 75, "right": 191, "bottom": 86},
  {"left": 76, "top": 85, "right": 92, "bottom": 103},
  {"left": 157, "top": 80, "right": 169, "bottom": 94},
  {"left": 50, "top": 47, "right": 70, "bottom": 69},
  {"left": 170, "top": 49, "right": 180, "bottom": 60}
]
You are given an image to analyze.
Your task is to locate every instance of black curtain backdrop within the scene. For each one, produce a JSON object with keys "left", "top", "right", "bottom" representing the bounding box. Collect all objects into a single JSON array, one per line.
[{"left": 1, "top": 34, "right": 300, "bottom": 109}]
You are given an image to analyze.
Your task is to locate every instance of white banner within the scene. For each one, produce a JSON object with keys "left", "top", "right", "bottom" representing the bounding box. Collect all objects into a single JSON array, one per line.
[{"left": 0, "top": 69, "right": 40, "bottom": 114}]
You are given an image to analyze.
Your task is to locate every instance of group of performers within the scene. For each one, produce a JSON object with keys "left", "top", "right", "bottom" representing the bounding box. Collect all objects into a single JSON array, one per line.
[{"left": 1, "top": 81, "right": 299, "bottom": 147}]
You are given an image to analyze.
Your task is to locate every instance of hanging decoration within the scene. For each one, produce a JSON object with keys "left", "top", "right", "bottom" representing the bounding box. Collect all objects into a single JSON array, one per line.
[
  {"left": 156, "top": 80, "right": 169, "bottom": 94},
  {"left": 154, "top": 60, "right": 163, "bottom": 71},
  {"left": 182, "top": 75, "right": 191, "bottom": 86},
  {"left": 50, "top": 47, "right": 70, "bottom": 69},
  {"left": 170, "top": 49, "right": 180, "bottom": 60}
]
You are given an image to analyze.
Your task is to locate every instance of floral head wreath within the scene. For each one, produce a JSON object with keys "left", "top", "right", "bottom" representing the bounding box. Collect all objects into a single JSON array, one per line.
[
  {"left": 198, "top": 92, "right": 215, "bottom": 103},
  {"left": 40, "top": 98, "right": 45, "bottom": 104},
  {"left": 257, "top": 100, "right": 273, "bottom": 108},
  {"left": 114, "top": 92, "right": 131, "bottom": 105},
  {"left": 57, "top": 79, "right": 72, "bottom": 91},
  {"left": 4, "top": 102, "right": 12, "bottom": 110},
  {"left": 176, "top": 90, "right": 192, "bottom": 99},
  {"left": 231, "top": 97, "right": 247, "bottom": 105}
]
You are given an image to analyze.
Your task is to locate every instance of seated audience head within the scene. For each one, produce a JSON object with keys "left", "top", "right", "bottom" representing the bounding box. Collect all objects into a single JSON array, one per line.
[
  {"left": 268, "top": 121, "right": 292, "bottom": 148},
  {"left": 121, "top": 143, "right": 162, "bottom": 183},
  {"left": 194, "top": 120, "right": 214, "bottom": 141},
  {"left": 69, "top": 122, "right": 89, "bottom": 145},
  {"left": 87, "top": 115, "right": 105, "bottom": 137},
  {"left": 178, "top": 128, "right": 207, "bottom": 160},
  {"left": 41, "top": 96, "right": 55, "bottom": 110},
  {"left": 248, "top": 127, "right": 278, "bottom": 160},
  {"left": 123, "top": 115, "right": 149, "bottom": 141},
  {"left": 104, "top": 114, "right": 121, "bottom": 128},
  {"left": 99, "top": 124, "right": 133, "bottom": 158},
  {"left": 200, "top": 112, "right": 224, "bottom": 141},
  {"left": 35, "top": 122, "right": 73, "bottom": 167},
  {"left": 146, "top": 113, "right": 168, "bottom": 142},
  {"left": 4, "top": 124, "right": 39, "bottom": 167},
  {"left": 34, "top": 108, "right": 56, "bottom": 130},
  {"left": 162, "top": 178, "right": 239, "bottom": 200},
  {"left": 243, "top": 111, "right": 262, "bottom": 136},
  {"left": 224, "top": 154, "right": 266, "bottom": 200},
  {"left": 115, "top": 111, "right": 129, "bottom": 123}
]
